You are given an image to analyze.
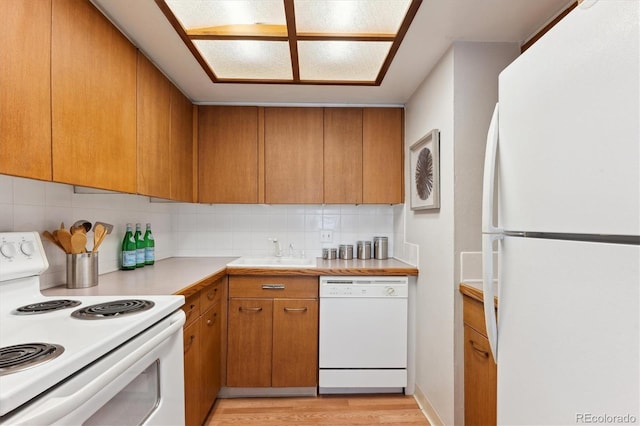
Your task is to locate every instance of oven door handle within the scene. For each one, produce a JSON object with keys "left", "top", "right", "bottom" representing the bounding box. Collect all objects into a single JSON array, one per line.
[{"left": 12, "top": 311, "right": 186, "bottom": 426}]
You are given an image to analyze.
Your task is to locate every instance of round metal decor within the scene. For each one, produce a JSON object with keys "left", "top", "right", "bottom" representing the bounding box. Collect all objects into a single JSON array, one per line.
[{"left": 415, "top": 147, "right": 433, "bottom": 200}]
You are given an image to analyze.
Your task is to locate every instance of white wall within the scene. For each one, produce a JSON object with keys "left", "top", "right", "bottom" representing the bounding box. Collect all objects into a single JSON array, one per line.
[
  {"left": 404, "top": 47, "right": 456, "bottom": 425},
  {"left": 0, "top": 174, "right": 396, "bottom": 289},
  {"left": 402, "top": 41, "right": 518, "bottom": 425}
]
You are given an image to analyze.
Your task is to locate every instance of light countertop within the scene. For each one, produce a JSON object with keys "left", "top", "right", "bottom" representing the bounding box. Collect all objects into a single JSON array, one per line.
[{"left": 43, "top": 257, "right": 418, "bottom": 297}]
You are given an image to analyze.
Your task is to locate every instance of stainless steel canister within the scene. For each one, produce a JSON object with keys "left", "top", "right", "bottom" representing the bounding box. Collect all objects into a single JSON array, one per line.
[
  {"left": 66, "top": 252, "right": 98, "bottom": 288},
  {"left": 323, "top": 248, "right": 338, "bottom": 260},
  {"left": 357, "top": 240, "right": 372, "bottom": 260},
  {"left": 373, "top": 236, "right": 388, "bottom": 260},
  {"left": 339, "top": 244, "right": 354, "bottom": 260}
]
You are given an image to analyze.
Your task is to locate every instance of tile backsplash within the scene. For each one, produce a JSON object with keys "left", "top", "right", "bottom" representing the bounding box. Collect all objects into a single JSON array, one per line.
[{"left": 1, "top": 175, "right": 396, "bottom": 288}]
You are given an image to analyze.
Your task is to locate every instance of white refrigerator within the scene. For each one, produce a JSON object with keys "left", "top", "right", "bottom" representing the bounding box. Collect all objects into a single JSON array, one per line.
[{"left": 481, "top": 1, "right": 639, "bottom": 425}]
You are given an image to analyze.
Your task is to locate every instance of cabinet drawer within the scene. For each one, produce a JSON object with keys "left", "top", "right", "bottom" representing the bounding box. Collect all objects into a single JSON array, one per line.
[
  {"left": 200, "top": 277, "right": 224, "bottom": 313},
  {"left": 182, "top": 292, "right": 201, "bottom": 327},
  {"left": 229, "top": 276, "right": 318, "bottom": 299},
  {"left": 463, "top": 295, "right": 491, "bottom": 337}
]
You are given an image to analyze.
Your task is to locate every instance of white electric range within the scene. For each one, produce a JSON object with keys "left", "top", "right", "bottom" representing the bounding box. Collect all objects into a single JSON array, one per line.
[{"left": 0, "top": 232, "right": 186, "bottom": 425}]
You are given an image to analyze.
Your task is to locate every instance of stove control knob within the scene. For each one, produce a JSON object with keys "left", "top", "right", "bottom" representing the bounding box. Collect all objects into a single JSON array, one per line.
[
  {"left": 385, "top": 286, "right": 396, "bottom": 296},
  {"left": 0, "top": 242, "right": 16, "bottom": 259},
  {"left": 20, "top": 241, "right": 35, "bottom": 256}
]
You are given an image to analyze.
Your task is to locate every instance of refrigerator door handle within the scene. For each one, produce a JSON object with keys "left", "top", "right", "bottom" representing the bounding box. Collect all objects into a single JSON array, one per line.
[
  {"left": 482, "top": 233, "right": 501, "bottom": 363},
  {"left": 482, "top": 103, "right": 502, "bottom": 234}
]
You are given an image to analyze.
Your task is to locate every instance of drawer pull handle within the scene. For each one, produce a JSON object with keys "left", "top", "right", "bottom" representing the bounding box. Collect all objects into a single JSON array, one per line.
[
  {"left": 239, "top": 306, "right": 263, "bottom": 312},
  {"left": 283, "top": 307, "right": 308, "bottom": 313},
  {"left": 207, "top": 288, "right": 217, "bottom": 300},
  {"left": 262, "top": 284, "right": 285, "bottom": 290},
  {"left": 469, "top": 340, "right": 489, "bottom": 358},
  {"left": 184, "top": 335, "right": 195, "bottom": 353}
]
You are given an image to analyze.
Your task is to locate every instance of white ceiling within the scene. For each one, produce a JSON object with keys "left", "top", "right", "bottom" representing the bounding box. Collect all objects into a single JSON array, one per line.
[{"left": 91, "top": 0, "right": 573, "bottom": 105}]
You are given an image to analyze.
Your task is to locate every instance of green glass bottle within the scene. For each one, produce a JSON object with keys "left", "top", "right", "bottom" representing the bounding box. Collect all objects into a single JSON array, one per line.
[
  {"left": 144, "top": 223, "right": 155, "bottom": 265},
  {"left": 121, "top": 223, "right": 136, "bottom": 270},
  {"left": 134, "top": 223, "right": 145, "bottom": 268}
]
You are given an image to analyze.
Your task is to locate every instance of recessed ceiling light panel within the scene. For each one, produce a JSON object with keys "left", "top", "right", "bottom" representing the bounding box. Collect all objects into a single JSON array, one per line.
[
  {"left": 156, "top": 0, "right": 422, "bottom": 85},
  {"left": 298, "top": 40, "right": 391, "bottom": 81},
  {"left": 194, "top": 40, "right": 293, "bottom": 80},
  {"left": 294, "top": 0, "right": 412, "bottom": 35},
  {"left": 165, "top": 0, "right": 286, "bottom": 31}
]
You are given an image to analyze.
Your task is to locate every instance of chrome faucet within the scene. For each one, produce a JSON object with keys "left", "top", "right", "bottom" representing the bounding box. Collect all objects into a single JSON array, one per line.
[{"left": 268, "top": 237, "right": 282, "bottom": 257}]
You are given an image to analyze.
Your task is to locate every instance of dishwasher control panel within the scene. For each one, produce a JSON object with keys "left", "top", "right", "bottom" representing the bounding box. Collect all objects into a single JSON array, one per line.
[{"left": 319, "top": 276, "right": 408, "bottom": 298}]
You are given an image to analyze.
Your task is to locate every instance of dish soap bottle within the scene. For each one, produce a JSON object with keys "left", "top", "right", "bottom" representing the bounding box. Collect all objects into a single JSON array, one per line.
[
  {"left": 121, "top": 223, "right": 136, "bottom": 270},
  {"left": 144, "top": 223, "right": 155, "bottom": 265},
  {"left": 134, "top": 223, "right": 145, "bottom": 268}
]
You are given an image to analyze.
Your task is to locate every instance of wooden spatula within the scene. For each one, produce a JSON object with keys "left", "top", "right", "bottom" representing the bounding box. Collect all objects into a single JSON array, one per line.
[
  {"left": 42, "top": 231, "right": 66, "bottom": 252},
  {"left": 57, "top": 229, "right": 73, "bottom": 254},
  {"left": 92, "top": 224, "right": 107, "bottom": 253},
  {"left": 71, "top": 232, "right": 87, "bottom": 254}
]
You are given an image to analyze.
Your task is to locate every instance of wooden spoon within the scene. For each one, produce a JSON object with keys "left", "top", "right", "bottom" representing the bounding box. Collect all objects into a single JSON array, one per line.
[
  {"left": 42, "top": 231, "right": 65, "bottom": 252},
  {"left": 92, "top": 224, "right": 107, "bottom": 253},
  {"left": 57, "top": 229, "right": 73, "bottom": 254},
  {"left": 71, "top": 232, "right": 87, "bottom": 254}
]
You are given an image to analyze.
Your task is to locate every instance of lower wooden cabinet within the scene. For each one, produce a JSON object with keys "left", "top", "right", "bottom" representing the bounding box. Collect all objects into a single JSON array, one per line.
[
  {"left": 180, "top": 276, "right": 226, "bottom": 425},
  {"left": 461, "top": 288, "right": 497, "bottom": 426},
  {"left": 182, "top": 319, "right": 201, "bottom": 426},
  {"left": 226, "top": 276, "right": 318, "bottom": 388}
]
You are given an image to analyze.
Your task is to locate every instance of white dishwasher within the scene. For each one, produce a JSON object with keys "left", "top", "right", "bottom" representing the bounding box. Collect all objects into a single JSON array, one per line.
[{"left": 319, "top": 276, "right": 408, "bottom": 394}]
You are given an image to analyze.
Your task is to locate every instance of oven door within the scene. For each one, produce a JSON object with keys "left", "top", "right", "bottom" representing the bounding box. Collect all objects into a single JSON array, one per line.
[{"left": 0, "top": 310, "right": 185, "bottom": 426}]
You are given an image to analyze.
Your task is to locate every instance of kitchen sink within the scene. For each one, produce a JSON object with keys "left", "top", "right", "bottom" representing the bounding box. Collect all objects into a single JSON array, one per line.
[{"left": 227, "top": 256, "right": 317, "bottom": 268}]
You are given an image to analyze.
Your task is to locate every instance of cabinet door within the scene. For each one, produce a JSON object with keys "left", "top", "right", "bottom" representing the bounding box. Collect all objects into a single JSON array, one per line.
[
  {"left": 323, "top": 108, "right": 363, "bottom": 204},
  {"left": 200, "top": 302, "right": 222, "bottom": 422},
  {"left": 464, "top": 324, "right": 497, "bottom": 426},
  {"left": 199, "top": 106, "right": 259, "bottom": 203},
  {"left": 363, "top": 108, "right": 404, "bottom": 204},
  {"left": 170, "top": 86, "right": 195, "bottom": 202},
  {"left": 183, "top": 319, "right": 201, "bottom": 426},
  {"left": 227, "top": 299, "right": 273, "bottom": 387},
  {"left": 51, "top": 0, "right": 137, "bottom": 193},
  {"left": 137, "top": 53, "right": 171, "bottom": 198},
  {"left": 264, "top": 107, "right": 324, "bottom": 204},
  {"left": 272, "top": 298, "right": 318, "bottom": 387},
  {"left": 0, "top": 0, "right": 52, "bottom": 181}
]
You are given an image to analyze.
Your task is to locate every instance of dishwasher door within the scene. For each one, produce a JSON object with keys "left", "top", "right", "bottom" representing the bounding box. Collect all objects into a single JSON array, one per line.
[{"left": 319, "top": 276, "right": 408, "bottom": 392}]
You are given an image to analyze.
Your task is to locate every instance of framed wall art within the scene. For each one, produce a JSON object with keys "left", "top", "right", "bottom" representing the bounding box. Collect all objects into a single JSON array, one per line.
[{"left": 409, "top": 129, "right": 440, "bottom": 210}]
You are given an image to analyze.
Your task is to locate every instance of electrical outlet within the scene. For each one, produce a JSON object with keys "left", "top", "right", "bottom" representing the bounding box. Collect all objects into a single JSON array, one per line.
[{"left": 320, "top": 230, "right": 333, "bottom": 242}]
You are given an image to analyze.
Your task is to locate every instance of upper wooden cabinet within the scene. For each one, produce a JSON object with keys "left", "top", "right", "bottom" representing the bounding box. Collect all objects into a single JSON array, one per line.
[
  {"left": 198, "top": 106, "right": 402, "bottom": 205},
  {"left": 51, "top": 0, "right": 137, "bottom": 193},
  {"left": 0, "top": 0, "right": 52, "bottom": 181},
  {"left": 199, "top": 106, "right": 259, "bottom": 203},
  {"left": 170, "top": 86, "right": 195, "bottom": 202},
  {"left": 264, "top": 107, "right": 324, "bottom": 204},
  {"left": 137, "top": 53, "right": 171, "bottom": 199},
  {"left": 363, "top": 108, "right": 404, "bottom": 204},
  {"left": 324, "top": 108, "right": 363, "bottom": 204}
]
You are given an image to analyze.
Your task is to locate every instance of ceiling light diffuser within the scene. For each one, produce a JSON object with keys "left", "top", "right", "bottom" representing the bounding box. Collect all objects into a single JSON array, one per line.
[{"left": 156, "top": 0, "right": 422, "bottom": 85}]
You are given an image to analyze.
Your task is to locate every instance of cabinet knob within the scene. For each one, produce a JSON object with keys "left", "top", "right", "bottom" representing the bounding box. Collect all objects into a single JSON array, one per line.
[
  {"left": 207, "top": 288, "right": 217, "bottom": 300},
  {"left": 184, "top": 335, "right": 195, "bottom": 353}
]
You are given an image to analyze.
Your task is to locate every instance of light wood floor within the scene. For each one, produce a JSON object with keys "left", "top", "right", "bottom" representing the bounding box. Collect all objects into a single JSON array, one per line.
[{"left": 205, "top": 395, "right": 430, "bottom": 425}]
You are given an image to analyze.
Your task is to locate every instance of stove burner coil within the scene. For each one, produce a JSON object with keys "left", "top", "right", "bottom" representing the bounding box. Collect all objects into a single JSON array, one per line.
[
  {"left": 15, "top": 299, "right": 82, "bottom": 315},
  {"left": 71, "top": 299, "right": 155, "bottom": 319},
  {"left": 0, "top": 343, "right": 65, "bottom": 376}
]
